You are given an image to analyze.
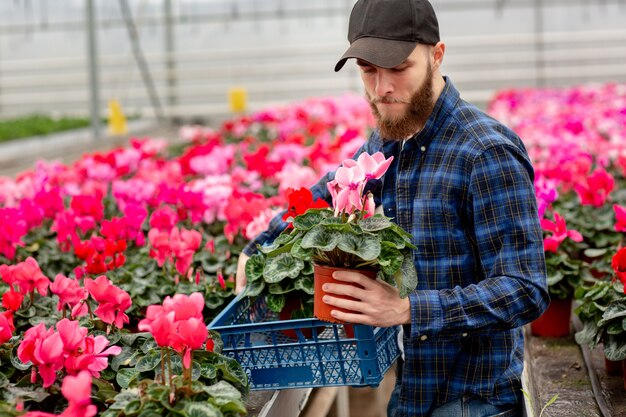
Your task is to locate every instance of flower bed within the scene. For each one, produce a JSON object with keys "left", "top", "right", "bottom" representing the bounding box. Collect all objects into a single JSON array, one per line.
[{"left": 0, "top": 94, "right": 375, "bottom": 415}]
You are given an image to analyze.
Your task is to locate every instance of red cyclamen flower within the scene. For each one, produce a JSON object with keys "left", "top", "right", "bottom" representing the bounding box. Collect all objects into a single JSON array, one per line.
[
  {"left": 614, "top": 204, "right": 626, "bottom": 233},
  {"left": 612, "top": 248, "right": 626, "bottom": 293}
]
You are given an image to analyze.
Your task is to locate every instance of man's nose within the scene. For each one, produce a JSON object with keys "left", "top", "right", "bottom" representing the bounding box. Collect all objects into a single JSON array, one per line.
[{"left": 374, "top": 70, "right": 394, "bottom": 97}]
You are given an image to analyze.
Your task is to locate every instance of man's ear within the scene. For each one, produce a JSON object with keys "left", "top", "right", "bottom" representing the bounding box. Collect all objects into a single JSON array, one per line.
[{"left": 431, "top": 42, "right": 445, "bottom": 70}]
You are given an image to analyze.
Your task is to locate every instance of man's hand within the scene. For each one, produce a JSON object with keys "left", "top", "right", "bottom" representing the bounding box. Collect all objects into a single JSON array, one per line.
[
  {"left": 235, "top": 253, "right": 250, "bottom": 294},
  {"left": 322, "top": 270, "right": 411, "bottom": 327}
]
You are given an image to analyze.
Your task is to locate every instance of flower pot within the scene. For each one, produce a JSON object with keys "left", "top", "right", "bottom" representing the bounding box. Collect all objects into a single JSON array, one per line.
[
  {"left": 605, "top": 357, "right": 623, "bottom": 376},
  {"left": 530, "top": 297, "right": 572, "bottom": 337},
  {"left": 313, "top": 264, "right": 377, "bottom": 324},
  {"left": 621, "top": 359, "right": 626, "bottom": 390}
]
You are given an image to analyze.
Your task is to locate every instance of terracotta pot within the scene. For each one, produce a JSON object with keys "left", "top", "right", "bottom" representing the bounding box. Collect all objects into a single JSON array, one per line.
[
  {"left": 313, "top": 264, "right": 377, "bottom": 323},
  {"left": 530, "top": 297, "right": 572, "bottom": 337},
  {"left": 605, "top": 357, "right": 623, "bottom": 376}
]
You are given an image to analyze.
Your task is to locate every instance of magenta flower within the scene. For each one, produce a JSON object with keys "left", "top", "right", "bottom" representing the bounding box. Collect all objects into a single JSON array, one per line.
[
  {"left": 0, "top": 313, "right": 13, "bottom": 345},
  {"left": 574, "top": 167, "right": 615, "bottom": 207},
  {"left": 614, "top": 204, "right": 626, "bottom": 232},
  {"left": 59, "top": 371, "right": 97, "bottom": 417},
  {"left": 541, "top": 212, "right": 583, "bottom": 253},
  {"left": 84, "top": 276, "right": 132, "bottom": 329},
  {"left": 172, "top": 317, "right": 208, "bottom": 369},
  {"left": 329, "top": 164, "right": 366, "bottom": 216}
]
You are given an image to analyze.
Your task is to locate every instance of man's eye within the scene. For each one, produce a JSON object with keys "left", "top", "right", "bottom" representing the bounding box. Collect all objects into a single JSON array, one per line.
[{"left": 360, "top": 66, "right": 374, "bottom": 73}]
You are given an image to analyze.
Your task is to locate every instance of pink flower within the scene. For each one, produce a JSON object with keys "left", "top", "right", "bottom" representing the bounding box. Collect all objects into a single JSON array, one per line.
[
  {"left": 149, "top": 205, "right": 179, "bottom": 231},
  {"left": 615, "top": 204, "right": 626, "bottom": 233},
  {"left": 8, "top": 257, "right": 50, "bottom": 297},
  {"left": 2, "top": 289, "right": 24, "bottom": 311},
  {"left": 0, "top": 312, "right": 13, "bottom": 345},
  {"left": 50, "top": 274, "right": 88, "bottom": 317},
  {"left": 343, "top": 151, "right": 394, "bottom": 180},
  {"left": 17, "top": 323, "right": 65, "bottom": 387},
  {"left": 148, "top": 227, "right": 202, "bottom": 277},
  {"left": 138, "top": 307, "right": 176, "bottom": 347},
  {"left": 84, "top": 276, "right": 132, "bottom": 329},
  {"left": 172, "top": 317, "right": 208, "bottom": 368},
  {"left": 541, "top": 212, "right": 583, "bottom": 253},
  {"left": 59, "top": 371, "right": 97, "bottom": 417},
  {"left": 574, "top": 167, "right": 615, "bottom": 207},
  {"left": 163, "top": 292, "right": 205, "bottom": 321}
]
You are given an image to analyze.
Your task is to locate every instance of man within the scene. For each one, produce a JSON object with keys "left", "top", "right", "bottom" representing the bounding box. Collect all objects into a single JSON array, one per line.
[{"left": 236, "top": 0, "right": 548, "bottom": 416}]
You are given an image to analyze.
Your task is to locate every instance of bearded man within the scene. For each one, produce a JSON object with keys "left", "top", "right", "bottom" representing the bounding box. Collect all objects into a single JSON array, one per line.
[{"left": 236, "top": 1, "right": 548, "bottom": 416}]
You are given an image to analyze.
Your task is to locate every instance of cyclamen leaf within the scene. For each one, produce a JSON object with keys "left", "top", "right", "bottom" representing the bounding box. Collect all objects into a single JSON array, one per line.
[
  {"left": 267, "top": 294, "right": 286, "bottom": 313},
  {"left": 116, "top": 368, "right": 140, "bottom": 389},
  {"left": 135, "top": 351, "right": 161, "bottom": 372},
  {"left": 300, "top": 225, "right": 341, "bottom": 252},
  {"left": 295, "top": 276, "right": 315, "bottom": 295},
  {"left": 203, "top": 380, "right": 242, "bottom": 400},
  {"left": 336, "top": 233, "right": 380, "bottom": 261},
  {"left": 184, "top": 402, "right": 221, "bottom": 417},
  {"left": 245, "top": 254, "right": 266, "bottom": 282},
  {"left": 358, "top": 215, "right": 393, "bottom": 231},
  {"left": 263, "top": 253, "right": 304, "bottom": 283},
  {"left": 243, "top": 280, "right": 265, "bottom": 297},
  {"left": 293, "top": 210, "right": 331, "bottom": 231}
]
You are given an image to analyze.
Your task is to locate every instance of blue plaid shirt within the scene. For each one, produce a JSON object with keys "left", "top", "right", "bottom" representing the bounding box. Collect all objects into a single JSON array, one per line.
[{"left": 244, "top": 78, "right": 548, "bottom": 416}]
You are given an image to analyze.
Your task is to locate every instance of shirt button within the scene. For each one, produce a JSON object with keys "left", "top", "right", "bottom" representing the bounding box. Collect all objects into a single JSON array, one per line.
[
  {"left": 419, "top": 335, "right": 428, "bottom": 341},
  {"left": 462, "top": 333, "right": 468, "bottom": 337},
  {"left": 420, "top": 146, "right": 426, "bottom": 152}
]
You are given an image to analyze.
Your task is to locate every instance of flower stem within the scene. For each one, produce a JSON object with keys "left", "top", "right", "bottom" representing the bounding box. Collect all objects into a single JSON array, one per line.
[{"left": 160, "top": 348, "right": 166, "bottom": 385}]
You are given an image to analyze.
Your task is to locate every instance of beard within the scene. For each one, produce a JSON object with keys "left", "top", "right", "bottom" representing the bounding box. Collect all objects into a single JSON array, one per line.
[{"left": 367, "top": 64, "right": 434, "bottom": 141}]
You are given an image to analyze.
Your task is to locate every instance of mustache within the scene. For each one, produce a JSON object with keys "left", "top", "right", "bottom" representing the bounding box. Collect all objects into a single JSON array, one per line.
[{"left": 369, "top": 95, "right": 410, "bottom": 105}]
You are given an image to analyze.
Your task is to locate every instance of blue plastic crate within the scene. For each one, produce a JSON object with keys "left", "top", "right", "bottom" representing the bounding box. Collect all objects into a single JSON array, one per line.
[{"left": 208, "top": 294, "right": 400, "bottom": 390}]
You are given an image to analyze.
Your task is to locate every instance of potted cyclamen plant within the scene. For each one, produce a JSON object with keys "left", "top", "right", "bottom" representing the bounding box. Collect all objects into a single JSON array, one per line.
[
  {"left": 531, "top": 211, "right": 584, "bottom": 337},
  {"left": 245, "top": 152, "right": 417, "bottom": 324}
]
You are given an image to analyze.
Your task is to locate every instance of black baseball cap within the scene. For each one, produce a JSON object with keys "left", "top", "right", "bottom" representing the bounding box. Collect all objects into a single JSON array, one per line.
[{"left": 335, "top": 0, "right": 440, "bottom": 72}]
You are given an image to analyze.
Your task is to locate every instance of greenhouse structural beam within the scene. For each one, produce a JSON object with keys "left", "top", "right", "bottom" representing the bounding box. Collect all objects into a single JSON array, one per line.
[{"left": 86, "top": 0, "right": 101, "bottom": 140}]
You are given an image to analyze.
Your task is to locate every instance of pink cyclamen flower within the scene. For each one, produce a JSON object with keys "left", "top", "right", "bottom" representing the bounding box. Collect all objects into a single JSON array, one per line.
[
  {"left": 541, "top": 212, "right": 583, "bottom": 253},
  {"left": 0, "top": 312, "right": 13, "bottom": 345},
  {"left": 138, "top": 307, "right": 176, "bottom": 347},
  {"left": 172, "top": 317, "right": 208, "bottom": 369},
  {"left": 7, "top": 257, "right": 50, "bottom": 297},
  {"left": 60, "top": 371, "right": 97, "bottom": 417},
  {"left": 574, "top": 167, "right": 615, "bottom": 207},
  {"left": 162, "top": 292, "right": 205, "bottom": 321},
  {"left": 614, "top": 204, "right": 626, "bottom": 233},
  {"left": 50, "top": 274, "right": 88, "bottom": 317},
  {"left": 17, "top": 323, "right": 65, "bottom": 388},
  {"left": 329, "top": 164, "right": 366, "bottom": 216},
  {"left": 84, "top": 276, "right": 132, "bottom": 329},
  {"left": 343, "top": 151, "right": 394, "bottom": 180}
]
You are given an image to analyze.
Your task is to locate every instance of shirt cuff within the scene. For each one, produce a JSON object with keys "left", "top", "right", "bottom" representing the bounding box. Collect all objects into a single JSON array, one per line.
[{"left": 409, "top": 290, "right": 444, "bottom": 341}]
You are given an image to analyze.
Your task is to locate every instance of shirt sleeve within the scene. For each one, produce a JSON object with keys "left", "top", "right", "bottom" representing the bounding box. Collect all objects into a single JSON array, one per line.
[
  {"left": 242, "top": 138, "right": 376, "bottom": 256},
  {"left": 408, "top": 144, "right": 549, "bottom": 339}
]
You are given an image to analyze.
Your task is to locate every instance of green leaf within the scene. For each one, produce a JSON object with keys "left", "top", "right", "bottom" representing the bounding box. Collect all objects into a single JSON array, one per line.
[
  {"left": 575, "top": 320, "right": 599, "bottom": 346},
  {"left": 262, "top": 253, "right": 304, "bottom": 283},
  {"left": 300, "top": 225, "right": 341, "bottom": 252},
  {"left": 336, "top": 233, "right": 381, "bottom": 261},
  {"left": 546, "top": 270, "right": 564, "bottom": 286},
  {"left": 267, "top": 294, "right": 286, "bottom": 313},
  {"left": 291, "top": 238, "right": 314, "bottom": 260},
  {"left": 294, "top": 276, "right": 315, "bottom": 295},
  {"left": 584, "top": 248, "right": 609, "bottom": 258},
  {"left": 200, "top": 363, "right": 217, "bottom": 379},
  {"left": 245, "top": 254, "right": 266, "bottom": 282},
  {"left": 358, "top": 215, "right": 393, "bottom": 231},
  {"left": 269, "top": 281, "right": 295, "bottom": 294},
  {"left": 204, "top": 380, "right": 242, "bottom": 400},
  {"left": 116, "top": 368, "right": 140, "bottom": 388},
  {"left": 378, "top": 242, "right": 404, "bottom": 276},
  {"left": 184, "top": 402, "right": 221, "bottom": 417},
  {"left": 242, "top": 280, "right": 265, "bottom": 297},
  {"left": 603, "top": 334, "right": 626, "bottom": 361},
  {"left": 293, "top": 210, "right": 332, "bottom": 231},
  {"left": 397, "top": 253, "right": 418, "bottom": 297},
  {"left": 599, "top": 302, "right": 626, "bottom": 327},
  {"left": 135, "top": 351, "right": 162, "bottom": 372}
]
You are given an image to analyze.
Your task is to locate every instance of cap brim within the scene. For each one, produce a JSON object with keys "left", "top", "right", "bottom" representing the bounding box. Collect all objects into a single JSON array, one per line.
[{"left": 334, "top": 37, "right": 418, "bottom": 72}]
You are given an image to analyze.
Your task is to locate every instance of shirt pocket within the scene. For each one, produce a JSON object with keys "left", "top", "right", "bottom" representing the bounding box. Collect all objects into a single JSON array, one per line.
[{"left": 413, "top": 198, "right": 471, "bottom": 259}]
